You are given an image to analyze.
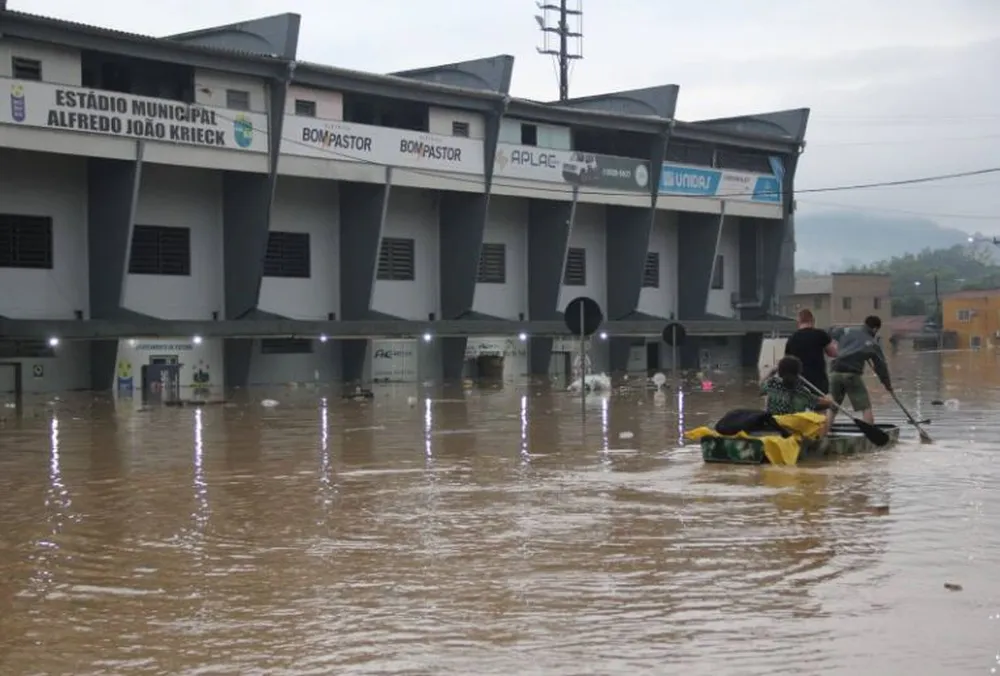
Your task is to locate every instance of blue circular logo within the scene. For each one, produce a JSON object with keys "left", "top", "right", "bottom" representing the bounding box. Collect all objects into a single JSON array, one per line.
[{"left": 233, "top": 114, "right": 253, "bottom": 148}]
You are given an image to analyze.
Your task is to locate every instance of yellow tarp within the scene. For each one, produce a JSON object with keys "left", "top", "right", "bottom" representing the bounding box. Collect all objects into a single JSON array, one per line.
[{"left": 684, "top": 411, "right": 827, "bottom": 466}]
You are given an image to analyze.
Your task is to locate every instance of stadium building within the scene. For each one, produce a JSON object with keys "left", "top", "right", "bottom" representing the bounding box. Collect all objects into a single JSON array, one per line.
[{"left": 0, "top": 7, "right": 809, "bottom": 396}]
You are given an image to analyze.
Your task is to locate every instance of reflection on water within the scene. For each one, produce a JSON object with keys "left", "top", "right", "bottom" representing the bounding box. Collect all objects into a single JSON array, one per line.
[{"left": 0, "top": 351, "right": 999, "bottom": 674}]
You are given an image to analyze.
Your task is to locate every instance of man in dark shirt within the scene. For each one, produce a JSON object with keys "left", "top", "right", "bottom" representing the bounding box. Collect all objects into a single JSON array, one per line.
[{"left": 784, "top": 309, "right": 838, "bottom": 394}]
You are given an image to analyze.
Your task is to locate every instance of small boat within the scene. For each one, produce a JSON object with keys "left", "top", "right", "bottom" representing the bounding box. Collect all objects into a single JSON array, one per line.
[{"left": 700, "top": 422, "right": 901, "bottom": 465}]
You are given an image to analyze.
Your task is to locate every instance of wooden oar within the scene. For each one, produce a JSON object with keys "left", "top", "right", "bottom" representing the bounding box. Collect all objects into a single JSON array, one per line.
[
  {"left": 888, "top": 390, "right": 933, "bottom": 443},
  {"left": 798, "top": 376, "right": 891, "bottom": 447}
]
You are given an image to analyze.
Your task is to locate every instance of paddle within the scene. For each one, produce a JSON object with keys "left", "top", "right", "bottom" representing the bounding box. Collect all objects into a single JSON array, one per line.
[
  {"left": 888, "top": 390, "right": 933, "bottom": 444},
  {"left": 798, "top": 376, "right": 891, "bottom": 447}
]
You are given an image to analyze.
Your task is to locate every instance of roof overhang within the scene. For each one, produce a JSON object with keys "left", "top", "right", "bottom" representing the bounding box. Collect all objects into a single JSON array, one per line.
[
  {"left": 1, "top": 10, "right": 289, "bottom": 79},
  {"left": 292, "top": 62, "right": 504, "bottom": 114},
  {"left": 506, "top": 99, "right": 671, "bottom": 135},
  {"left": 672, "top": 121, "right": 798, "bottom": 154}
]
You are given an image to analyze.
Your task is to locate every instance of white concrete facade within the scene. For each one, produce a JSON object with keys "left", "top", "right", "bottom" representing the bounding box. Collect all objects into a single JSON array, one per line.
[
  {"left": 0, "top": 21, "right": 798, "bottom": 394},
  {"left": 558, "top": 203, "right": 607, "bottom": 314},
  {"left": 125, "top": 164, "right": 225, "bottom": 320},
  {"left": 473, "top": 196, "right": 528, "bottom": 320},
  {"left": 371, "top": 187, "right": 440, "bottom": 321}
]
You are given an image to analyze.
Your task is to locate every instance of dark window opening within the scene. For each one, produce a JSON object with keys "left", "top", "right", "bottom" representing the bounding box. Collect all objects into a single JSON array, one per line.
[
  {"left": 260, "top": 338, "right": 314, "bottom": 355},
  {"left": 714, "top": 145, "right": 772, "bottom": 173},
  {"left": 521, "top": 123, "right": 538, "bottom": 146},
  {"left": 842, "top": 296, "right": 852, "bottom": 310},
  {"left": 226, "top": 89, "right": 250, "bottom": 111},
  {"left": 0, "top": 340, "right": 55, "bottom": 359},
  {"left": 711, "top": 255, "right": 724, "bottom": 289},
  {"left": 128, "top": 225, "right": 191, "bottom": 276},
  {"left": 452, "top": 120, "right": 470, "bottom": 137},
  {"left": 81, "top": 50, "right": 194, "bottom": 102},
  {"left": 564, "top": 247, "right": 586, "bottom": 286},
  {"left": 0, "top": 214, "right": 54, "bottom": 270},
  {"left": 12, "top": 57, "right": 42, "bottom": 81},
  {"left": 665, "top": 140, "right": 714, "bottom": 167},
  {"left": 343, "top": 93, "right": 428, "bottom": 132},
  {"left": 263, "top": 231, "right": 311, "bottom": 279},
  {"left": 377, "top": 237, "right": 416, "bottom": 281},
  {"left": 573, "top": 127, "right": 649, "bottom": 158},
  {"left": 295, "top": 99, "right": 317, "bottom": 117},
  {"left": 873, "top": 297, "right": 881, "bottom": 310},
  {"left": 643, "top": 251, "right": 660, "bottom": 288},
  {"left": 477, "top": 243, "right": 506, "bottom": 284}
]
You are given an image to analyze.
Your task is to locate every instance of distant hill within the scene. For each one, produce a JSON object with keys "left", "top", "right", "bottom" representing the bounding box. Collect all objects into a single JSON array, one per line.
[{"left": 794, "top": 211, "right": 981, "bottom": 272}]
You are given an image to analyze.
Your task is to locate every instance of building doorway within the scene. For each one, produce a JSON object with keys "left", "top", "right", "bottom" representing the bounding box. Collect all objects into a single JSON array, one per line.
[
  {"left": 0, "top": 361, "right": 24, "bottom": 410},
  {"left": 645, "top": 342, "right": 660, "bottom": 374}
]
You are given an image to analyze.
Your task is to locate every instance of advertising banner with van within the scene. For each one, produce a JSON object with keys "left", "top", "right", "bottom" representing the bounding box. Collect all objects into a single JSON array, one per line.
[{"left": 493, "top": 144, "right": 651, "bottom": 192}]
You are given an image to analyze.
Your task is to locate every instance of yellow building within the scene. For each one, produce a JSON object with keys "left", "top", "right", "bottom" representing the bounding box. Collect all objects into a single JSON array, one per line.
[{"left": 941, "top": 289, "right": 1000, "bottom": 349}]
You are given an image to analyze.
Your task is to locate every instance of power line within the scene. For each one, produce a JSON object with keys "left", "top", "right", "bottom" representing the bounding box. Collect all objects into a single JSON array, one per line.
[
  {"left": 810, "top": 133, "right": 1000, "bottom": 148},
  {"left": 796, "top": 198, "right": 999, "bottom": 221},
  {"left": 795, "top": 167, "right": 1000, "bottom": 195}
]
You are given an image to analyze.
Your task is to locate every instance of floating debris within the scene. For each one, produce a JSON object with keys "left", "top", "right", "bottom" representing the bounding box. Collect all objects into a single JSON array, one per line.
[
  {"left": 944, "top": 583, "right": 963, "bottom": 592},
  {"left": 618, "top": 431, "right": 635, "bottom": 440}
]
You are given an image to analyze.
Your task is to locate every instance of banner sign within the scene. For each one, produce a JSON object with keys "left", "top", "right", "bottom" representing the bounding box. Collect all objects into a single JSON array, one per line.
[
  {"left": 2, "top": 79, "right": 267, "bottom": 152},
  {"left": 283, "top": 115, "right": 484, "bottom": 174},
  {"left": 659, "top": 162, "right": 781, "bottom": 203},
  {"left": 493, "top": 144, "right": 651, "bottom": 192}
]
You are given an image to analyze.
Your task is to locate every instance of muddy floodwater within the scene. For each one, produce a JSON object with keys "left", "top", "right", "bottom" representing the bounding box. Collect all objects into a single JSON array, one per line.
[{"left": 1, "top": 350, "right": 999, "bottom": 675}]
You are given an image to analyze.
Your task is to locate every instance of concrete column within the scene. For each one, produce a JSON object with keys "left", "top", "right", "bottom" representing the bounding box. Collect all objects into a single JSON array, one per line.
[
  {"left": 339, "top": 169, "right": 392, "bottom": 383},
  {"left": 676, "top": 212, "right": 723, "bottom": 320},
  {"left": 605, "top": 131, "right": 668, "bottom": 374},
  {"left": 438, "top": 109, "right": 502, "bottom": 382},
  {"left": 527, "top": 195, "right": 577, "bottom": 375},
  {"left": 222, "top": 76, "right": 289, "bottom": 389},
  {"left": 86, "top": 147, "right": 148, "bottom": 390}
]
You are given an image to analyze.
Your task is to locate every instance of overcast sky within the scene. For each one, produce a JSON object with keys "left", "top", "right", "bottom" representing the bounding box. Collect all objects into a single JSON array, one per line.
[{"left": 12, "top": 0, "right": 1000, "bottom": 233}]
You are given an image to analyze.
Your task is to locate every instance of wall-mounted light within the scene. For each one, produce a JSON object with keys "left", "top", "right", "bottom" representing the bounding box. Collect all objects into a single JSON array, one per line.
[
  {"left": 599, "top": 332, "right": 608, "bottom": 340},
  {"left": 128, "top": 338, "right": 138, "bottom": 347},
  {"left": 319, "top": 334, "right": 328, "bottom": 343},
  {"left": 47, "top": 337, "right": 59, "bottom": 348},
  {"left": 193, "top": 335, "right": 203, "bottom": 345},
  {"left": 518, "top": 332, "right": 528, "bottom": 342},
  {"left": 423, "top": 333, "right": 433, "bottom": 343}
]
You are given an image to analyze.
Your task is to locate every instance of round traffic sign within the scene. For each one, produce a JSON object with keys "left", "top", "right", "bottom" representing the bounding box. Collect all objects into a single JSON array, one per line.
[
  {"left": 661, "top": 322, "right": 687, "bottom": 347},
  {"left": 564, "top": 296, "right": 604, "bottom": 337}
]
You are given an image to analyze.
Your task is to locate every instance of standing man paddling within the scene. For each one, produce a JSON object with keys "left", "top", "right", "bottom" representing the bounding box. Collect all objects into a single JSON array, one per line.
[
  {"left": 829, "top": 315, "right": 893, "bottom": 425},
  {"left": 785, "top": 309, "right": 838, "bottom": 394}
]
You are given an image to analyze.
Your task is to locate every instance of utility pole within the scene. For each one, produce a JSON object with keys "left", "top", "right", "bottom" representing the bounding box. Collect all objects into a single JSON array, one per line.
[{"left": 534, "top": 0, "right": 583, "bottom": 101}]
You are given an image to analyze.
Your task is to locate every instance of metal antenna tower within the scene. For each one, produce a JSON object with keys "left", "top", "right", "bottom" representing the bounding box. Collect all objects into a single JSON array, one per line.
[{"left": 534, "top": 0, "right": 583, "bottom": 101}]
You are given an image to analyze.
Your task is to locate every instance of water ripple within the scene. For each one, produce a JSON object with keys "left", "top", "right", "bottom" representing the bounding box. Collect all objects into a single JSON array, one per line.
[{"left": 0, "top": 351, "right": 999, "bottom": 674}]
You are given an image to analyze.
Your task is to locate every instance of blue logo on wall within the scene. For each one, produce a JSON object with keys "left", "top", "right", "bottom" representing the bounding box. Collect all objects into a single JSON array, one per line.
[
  {"left": 232, "top": 114, "right": 254, "bottom": 148},
  {"left": 659, "top": 164, "right": 721, "bottom": 196},
  {"left": 10, "top": 84, "right": 26, "bottom": 123},
  {"left": 751, "top": 176, "right": 782, "bottom": 203}
]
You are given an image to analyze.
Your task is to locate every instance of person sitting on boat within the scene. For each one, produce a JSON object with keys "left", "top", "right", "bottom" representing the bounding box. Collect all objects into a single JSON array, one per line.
[
  {"left": 760, "top": 355, "right": 834, "bottom": 417},
  {"left": 829, "top": 315, "right": 892, "bottom": 426}
]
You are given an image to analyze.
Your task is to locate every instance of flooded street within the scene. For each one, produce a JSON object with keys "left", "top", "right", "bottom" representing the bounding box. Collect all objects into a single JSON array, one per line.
[{"left": 1, "top": 350, "right": 999, "bottom": 675}]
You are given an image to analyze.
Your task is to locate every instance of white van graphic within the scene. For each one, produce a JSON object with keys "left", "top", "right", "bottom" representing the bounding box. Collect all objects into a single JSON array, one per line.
[{"left": 561, "top": 152, "right": 600, "bottom": 185}]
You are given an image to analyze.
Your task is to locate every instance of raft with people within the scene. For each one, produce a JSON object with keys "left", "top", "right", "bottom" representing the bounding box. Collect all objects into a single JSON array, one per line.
[
  {"left": 693, "top": 418, "right": 901, "bottom": 465},
  {"left": 685, "top": 312, "right": 924, "bottom": 466}
]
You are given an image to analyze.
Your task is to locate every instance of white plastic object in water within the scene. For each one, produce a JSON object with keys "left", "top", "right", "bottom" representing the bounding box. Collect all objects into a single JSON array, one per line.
[
  {"left": 618, "top": 431, "right": 635, "bottom": 440},
  {"left": 407, "top": 396, "right": 418, "bottom": 407},
  {"left": 567, "top": 373, "right": 612, "bottom": 393},
  {"left": 260, "top": 399, "right": 279, "bottom": 408},
  {"left": 651, "top": 372, "right": 667, "bottom": 389},
  {"left": 944, "top": 399, "right": 960, "bottom": 411}
]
